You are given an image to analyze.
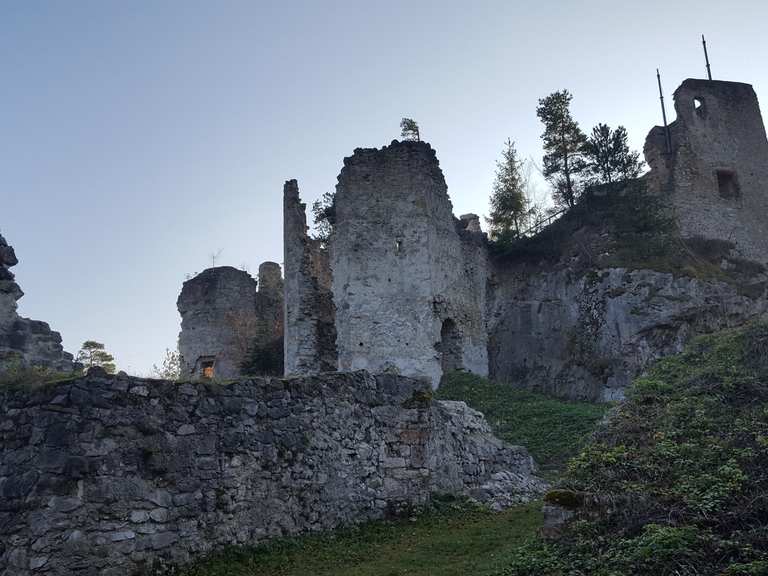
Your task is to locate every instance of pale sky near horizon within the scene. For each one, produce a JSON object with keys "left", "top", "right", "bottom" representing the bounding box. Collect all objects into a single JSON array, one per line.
[{"left": 3, "top": 0, "right": 768, "bottom": 374}]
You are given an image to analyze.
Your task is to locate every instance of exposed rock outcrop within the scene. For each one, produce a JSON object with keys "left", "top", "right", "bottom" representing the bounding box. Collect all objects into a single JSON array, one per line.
[
  {"left": 0, "top": 371, "right": 545, "bottom": 575},
  {"left": 0, "top": 233, "right": 73, "bottom": 373},
  {"left": 490, "top": 263, "right": 767, "bottom": 402}
]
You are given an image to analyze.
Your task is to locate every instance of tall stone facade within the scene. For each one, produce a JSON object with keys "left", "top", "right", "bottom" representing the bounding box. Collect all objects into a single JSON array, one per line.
[
  {"left": 331, "top": 141, "right": 488, "bottom": 387},
  {"left": 0, "top": 233, "right": 73, "bottom": 373},
  {"left": 177, "top": 263, "right": 284, "bottom": 380},
  {"left": 282, "top": 180, "right": 337, "bottom": 375},
  {"left": 0, "top": 371, "right": 545, "bottom": 575},
  {"left": 644, "top": 79, "right": 768, "bottom": 263}
]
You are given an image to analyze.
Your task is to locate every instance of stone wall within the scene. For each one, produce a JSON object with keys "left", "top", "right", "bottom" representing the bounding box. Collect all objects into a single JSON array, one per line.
[
  {"left": 177, "top": 264, "right": 284, "bottom": 380},
  {"left": 644, "top": 79, "right": 768, "bottom": 263},
  {"left": 488, "top": 265, "right": 768, "bottom": 401},
  {"left": 282, "top": 180, "right": 337, "bottom": 375},
  {"left": 330, "top": 141, "right": 488, "bottom": 387},
  {"left": 0, "top": 371, "right": 545, "bottom": 575},
  {"left": 0, "top": 234, "right": 73, "bottom": 373}
]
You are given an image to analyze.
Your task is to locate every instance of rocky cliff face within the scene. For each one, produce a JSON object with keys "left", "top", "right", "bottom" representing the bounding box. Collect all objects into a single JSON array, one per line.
[
  {"left": 485, "top": 185, "right": 768, "bottom": 402},
  {"left": 0, "top": 234, "right": 73, "bottom": 373},
  {"left": 0, "top": 371, "right": 545, "bottom": 575}
]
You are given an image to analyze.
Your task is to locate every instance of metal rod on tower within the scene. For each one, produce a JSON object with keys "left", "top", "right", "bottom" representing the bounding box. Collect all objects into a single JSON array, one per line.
[
  {"left": 657, "top": 69, "right": 672, "bottom": 154},
  {"left": 702, "top": 34, "right": 712, "bottom": 80}
]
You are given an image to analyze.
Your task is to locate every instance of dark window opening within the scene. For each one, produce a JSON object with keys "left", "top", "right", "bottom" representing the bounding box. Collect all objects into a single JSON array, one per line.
[
  {"left": 693, "top": 97, "right": 706, "bottom": 118},
  {"left": 439, "top": 319, "right": 463, "bottom": 378},
  {"left": 395, "top": 239, "right": 403, "bottom": 254},
  {"left": 716, "top": 170, "right": 740, "bottom": 199}
]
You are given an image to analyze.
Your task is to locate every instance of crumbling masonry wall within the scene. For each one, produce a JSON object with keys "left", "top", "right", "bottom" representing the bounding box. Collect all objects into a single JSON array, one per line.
[
  {"left": 0, "top": 371, "right": 545, "bottom": 575},
  {"left": 644, "top": 79, "right": 768, "bottom": 263},
  {"left": 177, "top": 263, "right": 284, "bottom": 380},
  {"left": 331, "top": 141, "right": 488, "bottom": 387},
  {"left": 0, "top": 233, "right": 73, "bottom": 373},
  {"left": 282, "top": 180, "right": 337, "bottom": 375}
]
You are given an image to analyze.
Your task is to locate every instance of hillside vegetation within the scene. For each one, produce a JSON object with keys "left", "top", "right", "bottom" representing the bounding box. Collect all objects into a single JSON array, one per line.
[{"left": 504, "top": 322, "right": 768, "bottom": 575}]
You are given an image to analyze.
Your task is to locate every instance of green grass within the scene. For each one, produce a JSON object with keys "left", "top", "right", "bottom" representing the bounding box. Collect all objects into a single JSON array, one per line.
[
  {"left": 179, "top": 500, "right": 543, "bottom": 576},
  {"left": 436, "top": 372, "right": 610, "bottom": 475}
]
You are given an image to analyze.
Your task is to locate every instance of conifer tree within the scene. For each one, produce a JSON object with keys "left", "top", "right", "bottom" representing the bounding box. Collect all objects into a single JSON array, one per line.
[
  {"left": 76, "top": 340, "right": 116, "bottom": 373},
  {"left": 487, "top": 139, "right": 530, "bottom": 239},
  {"left": 584, "top": 123, "right": 644, "bottom": 185},
  {"left": 536, "top": 90, "right": 588, "bottom": 209}
]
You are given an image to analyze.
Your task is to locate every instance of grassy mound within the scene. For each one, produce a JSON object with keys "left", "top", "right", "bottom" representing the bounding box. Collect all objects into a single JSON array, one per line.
[
  {"left": 436, "top": 372, "right": 609, "bottom": 476},
  {"left": 502, "top": 322, "right": 768, "bottom": 575}
]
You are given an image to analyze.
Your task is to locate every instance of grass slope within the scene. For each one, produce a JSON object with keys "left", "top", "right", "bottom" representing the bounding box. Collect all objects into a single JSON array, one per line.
[
  {"left": 503, "top": 322, "right": 768, "bottom": 576},
  {"left": 436, "top": 372, "right": 609, "bottom": 475},
  {"left": 179, "top": 374, "right": 606, "bottom": 576}
]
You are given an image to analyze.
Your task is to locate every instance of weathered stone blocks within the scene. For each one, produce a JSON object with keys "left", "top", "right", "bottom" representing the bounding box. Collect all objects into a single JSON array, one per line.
[{"left": 0, "top": 371, "right": 544, "bottom": 575}]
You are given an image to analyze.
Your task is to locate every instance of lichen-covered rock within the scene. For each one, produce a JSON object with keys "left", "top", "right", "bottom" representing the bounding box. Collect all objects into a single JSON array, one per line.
[{"left": 0, "top": 371, "right": 545, "bottom": 575}]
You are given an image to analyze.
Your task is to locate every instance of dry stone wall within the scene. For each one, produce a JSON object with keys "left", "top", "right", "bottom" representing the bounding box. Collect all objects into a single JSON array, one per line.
[
  {"left": 331, "top": 141, "right": 488, "bottom": 387},
  {"left": 0, "top": 371, "right": 545, "bottom": 575},
  {"left": 0, "top": 234, "right": 73, "bottom": 373}
]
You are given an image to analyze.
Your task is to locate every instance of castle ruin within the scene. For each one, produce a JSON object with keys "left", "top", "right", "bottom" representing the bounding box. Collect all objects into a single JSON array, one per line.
[
  {"left": 644, "top": 79, "right": 768, "bottom": 262},
  {"left": 280, "top": 77, "right": 768, "bottom": 397},
  {"left": 177, "top": 262, "right": 284, "bottom": 379}
]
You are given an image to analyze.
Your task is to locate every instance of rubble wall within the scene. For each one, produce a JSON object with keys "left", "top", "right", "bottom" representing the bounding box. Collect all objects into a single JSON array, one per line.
[{"left": 0, "top": 371, "right": 544, "bottom": 575}]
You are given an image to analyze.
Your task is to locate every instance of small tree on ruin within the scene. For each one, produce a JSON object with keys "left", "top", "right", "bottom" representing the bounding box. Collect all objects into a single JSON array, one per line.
[{"left": 400, "top": 118, "right": 420, "bottom": 141}]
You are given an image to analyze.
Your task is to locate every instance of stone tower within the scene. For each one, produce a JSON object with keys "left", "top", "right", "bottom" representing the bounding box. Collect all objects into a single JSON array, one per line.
[
  {"left": 330, "top": 140, "right": 488, "bottom": 386},
  {"left": 177, "top": 263, "right": 284, "bottom": 380},
  {"left": 644, "top": 79, "right": 768, "bottom": 263}
]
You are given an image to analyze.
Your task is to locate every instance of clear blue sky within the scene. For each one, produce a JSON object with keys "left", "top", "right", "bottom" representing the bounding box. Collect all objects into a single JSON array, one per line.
[{"left": 3, "top": 0, "right": 767, "bottom": 374}]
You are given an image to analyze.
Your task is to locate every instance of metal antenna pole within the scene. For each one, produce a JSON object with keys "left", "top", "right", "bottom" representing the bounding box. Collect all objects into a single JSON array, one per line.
[
  {"left": 702, "top": 34, "right": 712, "bottom": 80},
  {"left": 657, "top": 69, "right": 672, "bottom": 153}
]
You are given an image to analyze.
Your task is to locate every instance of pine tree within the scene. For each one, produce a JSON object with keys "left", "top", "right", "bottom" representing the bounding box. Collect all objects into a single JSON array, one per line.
[
  {"left": 584, "top": 123, "right": 644, "bottom": 185},
  {"left": 76, "top": 341, "right": 116, "bottom": 373},
  {"left": 400, "top": 118, "right": 420, "bottom": 141},
  {"left": 536, "top": 90, "right": 588, "bottom": 209},
  {"left": 487, "top": 139, "right": 530, "bottom": 239}
]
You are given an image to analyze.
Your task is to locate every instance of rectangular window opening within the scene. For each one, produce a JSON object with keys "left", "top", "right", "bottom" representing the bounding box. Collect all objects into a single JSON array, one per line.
[{"left": 716, "top": 170, "right": 740, "bottom": 199}]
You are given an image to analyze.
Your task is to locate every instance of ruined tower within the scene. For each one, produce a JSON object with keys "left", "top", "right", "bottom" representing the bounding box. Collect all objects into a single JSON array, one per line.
[
  {"left": 330, "top": 140, "right": 488, "bottom": 386},
  {"left": 645, "top": 79, "right": 768, "bottom": 262},
  {"left": 177, "top": 263, "right": 284, "bottom": 379}
]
